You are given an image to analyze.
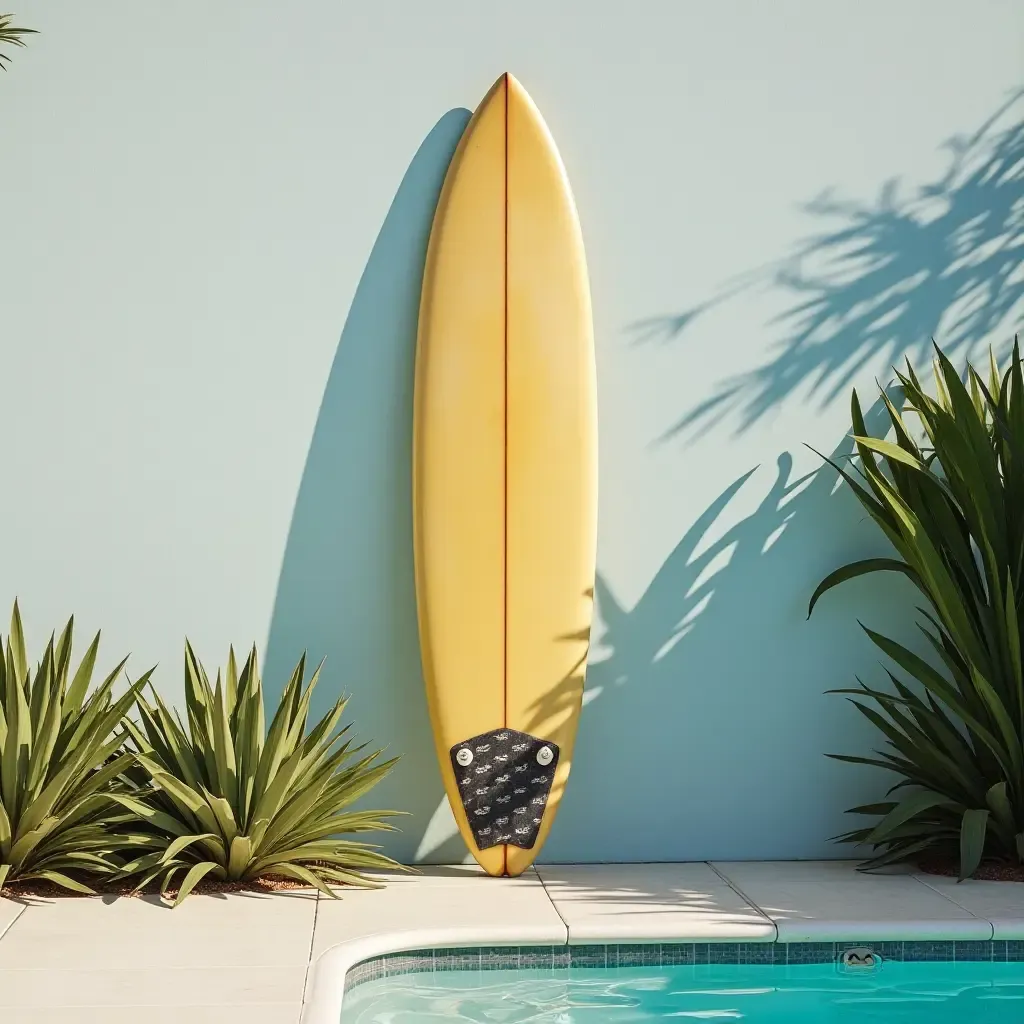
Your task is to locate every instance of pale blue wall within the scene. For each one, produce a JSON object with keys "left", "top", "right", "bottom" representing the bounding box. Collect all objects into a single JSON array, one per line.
[{"left": 1, "top": 1, "right": 1021, "bottom": 863}]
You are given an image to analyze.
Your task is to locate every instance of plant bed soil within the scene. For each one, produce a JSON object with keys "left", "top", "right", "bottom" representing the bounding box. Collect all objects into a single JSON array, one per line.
[{"left": 916, "top": 855, "right": 1024, "bottom": 882}]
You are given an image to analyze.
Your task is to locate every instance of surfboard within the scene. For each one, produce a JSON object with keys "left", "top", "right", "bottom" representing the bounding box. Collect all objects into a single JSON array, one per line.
[{"left": 413, "top": 73, "right": 597, "bottom": 877}]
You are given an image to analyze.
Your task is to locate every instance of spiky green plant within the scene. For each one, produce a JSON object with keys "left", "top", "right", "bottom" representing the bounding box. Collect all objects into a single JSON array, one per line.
[
  {"left": 119, "top": 642, "right": 404, "bottom": 905},
  {"left": 809, "top": 339, "right": 1024, "bottom": 879},
  {"left": 0, "top": 601, "right": 153, "bottom": 893},
  {"left": 0, "top": 13, "right": 35, "bottom": 69}
]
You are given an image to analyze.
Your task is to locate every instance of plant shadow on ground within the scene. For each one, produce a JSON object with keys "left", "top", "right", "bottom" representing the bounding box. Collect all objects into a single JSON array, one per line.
[
  {"left": 635, "top": 89, "right": 1024, "bottom": 439},
  {"left": 263, "top": 108, "right": 472, "bottom": 865},
  {"left": 537, "top": 865, "right": 779, "bottom": 918}
]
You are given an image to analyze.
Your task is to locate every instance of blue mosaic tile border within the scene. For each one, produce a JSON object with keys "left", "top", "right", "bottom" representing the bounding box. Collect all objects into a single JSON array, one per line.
[{"left": 343, "top": 940, "right": 1024, "bottom": 991}]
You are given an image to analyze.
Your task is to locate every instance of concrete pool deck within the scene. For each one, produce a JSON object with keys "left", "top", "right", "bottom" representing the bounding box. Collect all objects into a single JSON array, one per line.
[{"left": 1, "top": 860, "right": 1023, "bottom": 1022}]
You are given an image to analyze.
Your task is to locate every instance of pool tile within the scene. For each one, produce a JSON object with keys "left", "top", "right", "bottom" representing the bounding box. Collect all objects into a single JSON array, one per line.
[
  {"left": 569, "top": 944, "right": 607, "bottom": 968},
  {"left": 384, "top": 954, "right": 435, "bottom": 976},
  {"left": 345, "top": 935, "right": 1024, "bottom": 997},
  {"left": 739, "top": 942, "right": 777, "bottom": 964},
  {"left": 708, "top": 943, "right": 740, "bottom": 964},
  {"left": 660, "top": 943, "right": 695, "bottom": 965},
  {"left": 614, "top": 944, "right": 661, "bottom": 966},
  {"left": 954, "top": 941, "right": 993, "bottom": 961},
  {"left": 517, "top": 946, "right": 556, "bottom": 970},
  {"left": 903, "top": 940, "right": 955, "bottom": 961},
  {"left": 786, "top": 942, "right": 837, "bottom": 964},
  {"left": 480, "top": 946, "right": 520, "bottom": 970},
  {"left": 434, "top": 947, "right": 481, "bottom": 971}
]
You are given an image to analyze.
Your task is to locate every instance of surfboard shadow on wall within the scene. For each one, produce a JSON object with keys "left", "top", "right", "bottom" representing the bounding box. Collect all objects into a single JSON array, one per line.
[{"left": 264, "top": 108, "right": 472, "bottom": 865}]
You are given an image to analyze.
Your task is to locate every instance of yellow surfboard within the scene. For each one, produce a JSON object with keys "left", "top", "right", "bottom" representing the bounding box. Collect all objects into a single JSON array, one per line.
[{"left": 413, "top": 74, "right": 597, "bottom": 877}]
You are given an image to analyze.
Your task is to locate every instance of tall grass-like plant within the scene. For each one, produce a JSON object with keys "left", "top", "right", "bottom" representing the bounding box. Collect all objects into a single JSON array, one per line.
[
  {"left": 119, "top": 642, "right": 404, "bottom": 905},
  {"left": 0, "top": 602, "right": 153, "bottom": 893},
  {"left": 0, "top": 13, "right": 35, "bottom": 69},
  {"left": 809, "top": 340, "right": 1024, "bottom": 879}
]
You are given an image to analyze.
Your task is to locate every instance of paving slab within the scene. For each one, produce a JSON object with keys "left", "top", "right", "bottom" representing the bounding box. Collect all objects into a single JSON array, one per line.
[
  {"left": 0, "top": 897, "right": 25, "bottom": 942},
  {"left": 713, "top": 860, "right": 991, "bottom": 941},
  {"left": 11, "top": 1006, "right": 300, "bottom": 1024},
  {"left": 0, "top": 965, "right": 306, "bottom": 1009},
  {"left": 916, "top": 872, "right": 1024, "bottom": 939},
  {"left": 535, "top": 863, "right": 776, "bottom": 943},
  {"left": 0, "top": 890, "right": 317, "bottom": 970},
  {"left": 311, "top": 866, "right": 567, "bottom": 959}
]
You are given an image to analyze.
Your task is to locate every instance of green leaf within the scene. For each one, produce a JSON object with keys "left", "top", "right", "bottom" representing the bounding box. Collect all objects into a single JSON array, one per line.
[
  {"left": 851, "top": 436, "right": 928, "bottom": 472},
  {"left": 63, "top": 633, "right": 101, "bottom": 722},
  {"left": 0, "top": 799, "right": 11, "bottom": 854},
  {"left": 265, "top": 860, "right": 335, "bottom": 897},
  {"left": 226, "top": 835, "right": 252, "bottom": 879},
  {"left": 106, "top": 794, "right": 192, "bottom": 838},
  {"left": 959, "top": 809, "right": 990, "bottom": 880},
  {"left": 808, "top": 559, "right": 920, "bottom": 618},
  {"left": 984, "top": 781, "right": 1015, "bottom": 844},
  {"left": 8, "top": 601, "right": 28, "bottom": 685},
  {"left": 859, "top": 838, "right": 936, "bottom": 871},
  {"left": 8, "top": 816, "right": 60, "bottom": 867},
  {"left": 171, "top": 861, "right": 223, "bottom": 907},
  {"left": 867, "top": 790, "right": 953, "bottom": 844},
  {"left": 29, "top": 870, "right": 95, "bottom": 895},
  {"left": 161, "top": 833, "right": 219, "bottom": 865}
]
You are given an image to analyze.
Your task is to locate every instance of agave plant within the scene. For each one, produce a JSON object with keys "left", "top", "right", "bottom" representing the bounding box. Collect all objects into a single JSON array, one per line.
[
  {"left": 0, "top": 601, "right": 153, "bottom": 893},
  {"left": 0, "top": 13, "right": 35, "bottom": 69},
  {"left": 119, "top": 642, "right": 404, "bottom": 904},
  {"left": 809, "top": 339, "right": 1024, "bottom": 879}
]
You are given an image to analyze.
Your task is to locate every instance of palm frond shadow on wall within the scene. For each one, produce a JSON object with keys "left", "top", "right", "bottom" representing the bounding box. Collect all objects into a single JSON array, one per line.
[{"left": 636, "top": 88, "right": 1024, "bottom": 440}]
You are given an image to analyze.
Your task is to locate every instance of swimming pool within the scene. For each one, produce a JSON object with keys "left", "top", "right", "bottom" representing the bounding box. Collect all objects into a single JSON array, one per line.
[{"left": 340, "top": 944, "right": 1024, "bottom": 1022}]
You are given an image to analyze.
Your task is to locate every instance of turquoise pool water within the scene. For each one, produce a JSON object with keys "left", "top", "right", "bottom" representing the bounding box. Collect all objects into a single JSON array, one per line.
[{"left": 342, "top": 963, "right": 1024, "bottom": 1022}]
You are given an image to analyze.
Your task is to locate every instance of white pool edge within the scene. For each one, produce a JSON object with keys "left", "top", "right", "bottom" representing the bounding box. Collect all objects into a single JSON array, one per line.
[
  {"left": 302, "top": 923, "right": 572, "bottom": 1024},
  {"left": 300, "top": 862, "right": 1024, "bottom": 1023}
]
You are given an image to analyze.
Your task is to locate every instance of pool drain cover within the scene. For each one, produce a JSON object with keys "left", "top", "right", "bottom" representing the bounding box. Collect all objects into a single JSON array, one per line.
[{"left": 450, "top": 729, "right": 559, "bottom": 850}]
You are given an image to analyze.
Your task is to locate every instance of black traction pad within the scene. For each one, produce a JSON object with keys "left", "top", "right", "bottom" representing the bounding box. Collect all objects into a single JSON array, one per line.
[{"left": 450, "top": 728, "right": 560, "bottom": 850}]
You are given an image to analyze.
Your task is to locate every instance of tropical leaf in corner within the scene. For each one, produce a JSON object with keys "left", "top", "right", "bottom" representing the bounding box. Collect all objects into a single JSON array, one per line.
[
  {"left": 811, "top": 338, "right": 1024, "bottom": 878},
  {"left": 0, "top": 13, "right": 35, "bottom": 69}
]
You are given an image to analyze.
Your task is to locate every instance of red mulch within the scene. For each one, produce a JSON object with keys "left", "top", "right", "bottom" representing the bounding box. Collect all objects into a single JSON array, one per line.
[
  {"left": 0, "top": 874, "right": 312, "bottom": 902},
  {"left": 916, "top": 855, "right": 1024, "bottom": 882}
]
